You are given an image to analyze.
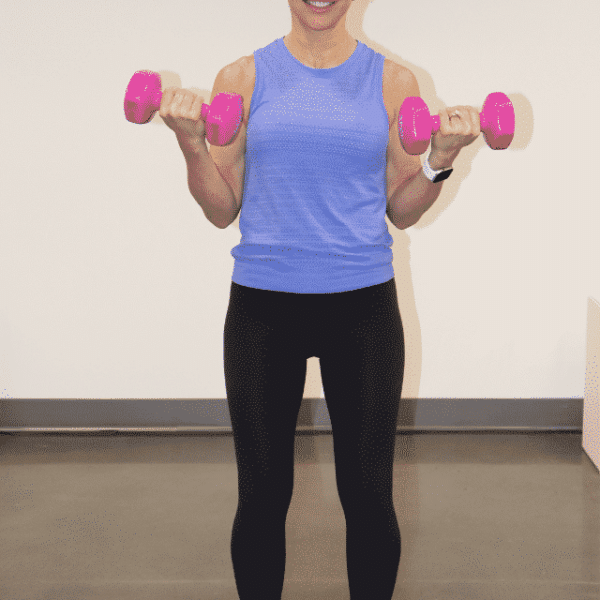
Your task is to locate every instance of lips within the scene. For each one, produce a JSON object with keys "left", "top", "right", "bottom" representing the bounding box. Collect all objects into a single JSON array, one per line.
[{"left": 302, "top": 1, "right": 337, "bottom": 14}]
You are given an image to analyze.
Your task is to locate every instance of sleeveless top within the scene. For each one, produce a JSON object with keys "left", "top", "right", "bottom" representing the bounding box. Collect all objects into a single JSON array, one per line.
[{"left": 230, "top": 36, "right": 394, "bottom": 294}]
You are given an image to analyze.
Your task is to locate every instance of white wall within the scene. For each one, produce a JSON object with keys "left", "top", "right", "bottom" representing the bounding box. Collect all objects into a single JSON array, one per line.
[{"left": 0, "top": 0, "right": 598, "bottom": 401}]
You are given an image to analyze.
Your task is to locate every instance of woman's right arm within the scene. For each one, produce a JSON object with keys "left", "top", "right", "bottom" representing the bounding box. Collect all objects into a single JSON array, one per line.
[
  {"left": 178, "top": 134, "right": 237, "bottom": 230},
  {"left": 160, "top": 61, "right": 247, "bottom": 229}
]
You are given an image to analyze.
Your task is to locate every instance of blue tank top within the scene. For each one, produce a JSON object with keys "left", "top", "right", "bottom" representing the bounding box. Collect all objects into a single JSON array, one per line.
[{"left": 230, "top": 37, "right": 394, "bottom": 294}]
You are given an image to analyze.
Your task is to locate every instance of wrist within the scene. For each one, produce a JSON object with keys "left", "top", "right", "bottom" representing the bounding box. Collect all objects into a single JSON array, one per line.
[
  {"left": 428, "top": 149, "right": 459, "bottom": 171},
  {"left": 177, "top": 133, "right": 207, "bottom": 157}
]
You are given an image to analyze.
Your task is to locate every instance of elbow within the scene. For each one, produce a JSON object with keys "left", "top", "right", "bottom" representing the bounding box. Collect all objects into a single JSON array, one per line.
[
  {"left": 202, "top": 209, "right": 228, "bottom": 230},
  {"left": 389, "top": 211, "right": 419, "bottom": 231},
  {"left": 400, "top": 214, "right": 420, "bottom": 229},
  {"left": 387, "top": 204, "right": 417, "bottom": 231},
  {"left": 399, "top": 206, "right": 424, "bottom": 230},
  {"left": 217, "top": 214, "right": 237, "bottom": 230}
]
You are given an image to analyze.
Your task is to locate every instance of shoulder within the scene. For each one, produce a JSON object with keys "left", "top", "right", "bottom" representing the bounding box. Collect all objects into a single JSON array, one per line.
[
  {"left": 212, "top": 54, "right": 256, "bottom": 112},
  {"left": 240, "top": 53, "right": 256, "bottom": 76},
  {"left": 384, "top": 58, "right": 419, "bottom": 97},
  {"left": 221, "top": 54, "right": 255, "bottom": 88}
]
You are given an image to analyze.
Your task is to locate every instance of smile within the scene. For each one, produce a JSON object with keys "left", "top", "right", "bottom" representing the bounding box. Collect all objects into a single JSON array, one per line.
[{"left": 303, "top": 1, "right": 336, "bottom": 7}]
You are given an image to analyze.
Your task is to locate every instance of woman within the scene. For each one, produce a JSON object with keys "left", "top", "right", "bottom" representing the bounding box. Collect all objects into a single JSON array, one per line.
[{"left": 160, "top": 2, "right": 480, "bottom": 598}]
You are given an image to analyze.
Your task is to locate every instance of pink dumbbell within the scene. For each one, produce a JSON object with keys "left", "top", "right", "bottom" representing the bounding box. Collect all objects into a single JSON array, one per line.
[
  {"left": 398, "top": 92, "right": 515, "bottom": 155},
  {"left": 124, "top": 70, "right": 243, "bottom": 147}
]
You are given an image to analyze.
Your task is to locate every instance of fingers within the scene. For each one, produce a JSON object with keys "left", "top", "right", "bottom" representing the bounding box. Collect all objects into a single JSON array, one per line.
[
  {"left": 159, "top": 87, "right": 204, "bottom": 120},
  {"left": 433, "top": 104, "right": 482, "bottom": 154},
  {"left": 191, "top": 94, "right": 204, "bottom": 120},
  {"left": 469, "top": 105, "right": 481, "bottom": 136},
  {"left": 159, "top": 87, "right": 174, "bottom": 119},
  {"left": 438, "top": 107, "right": 464, "bottom": 135},
  {"left": 440, "top": 105, "right": 481, "bottom": 136},
  {"left": 438, "top": 106, "right": 451, "bottom": 134}
]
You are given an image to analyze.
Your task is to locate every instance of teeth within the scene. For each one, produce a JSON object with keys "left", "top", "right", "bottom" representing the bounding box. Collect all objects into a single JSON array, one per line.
[{"left": 308, "top": 1, "right": 333, "bottom": 6}]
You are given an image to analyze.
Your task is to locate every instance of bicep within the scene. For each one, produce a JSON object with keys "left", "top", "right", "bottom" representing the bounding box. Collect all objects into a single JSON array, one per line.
[
  {"left": 208, "top": 58, "right": 250, "bottom": 216},
  {"left": 386, "top": 66, "right": 423, "bottom": 209}
]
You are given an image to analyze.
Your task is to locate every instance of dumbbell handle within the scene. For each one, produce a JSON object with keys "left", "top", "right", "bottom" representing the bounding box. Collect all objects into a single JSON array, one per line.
[
  {"left": 139, "top": 88, "right": 211, "bottom": 123},
  {"left": 428, "top": 109, "right": 513, "bottom": 151},
  {"left": 125, "top": 70, "right": 244, "bottom": 146},
  {"left": 428, "top": 112, "right": 496, "bottom": 139}
]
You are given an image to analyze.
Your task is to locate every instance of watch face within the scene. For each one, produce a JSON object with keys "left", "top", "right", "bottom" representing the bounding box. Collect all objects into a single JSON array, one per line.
[{"left": 434, "top": 169, "right": 453, "bottom": 183}]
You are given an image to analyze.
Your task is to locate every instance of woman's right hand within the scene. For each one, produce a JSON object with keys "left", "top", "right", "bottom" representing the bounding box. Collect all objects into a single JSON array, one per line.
[{"left": 159, "top": 87, "right": 206, "bottom": 143}]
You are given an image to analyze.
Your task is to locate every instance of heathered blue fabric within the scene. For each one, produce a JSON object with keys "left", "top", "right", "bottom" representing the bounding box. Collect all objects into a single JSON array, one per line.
[{"left": 230, "top": 37, "right": 394, "bottom": 293}]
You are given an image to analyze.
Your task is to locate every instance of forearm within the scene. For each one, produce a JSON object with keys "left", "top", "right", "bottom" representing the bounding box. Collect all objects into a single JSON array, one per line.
[
  {"left": 177, "top": 135, "right": 237, "bottom": 229},
  {"left": 388, "top": 149, "right": 460, "bottom": 229}
]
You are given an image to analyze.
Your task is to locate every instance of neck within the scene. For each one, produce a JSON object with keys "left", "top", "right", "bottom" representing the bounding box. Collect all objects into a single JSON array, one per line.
[
  {"left": 288, "top": 31, "right": 352, "bottom": 55},
  {"left": 284, "top": 32, "right": 355, "bottom": 68},
  {"left": 286, "top": 0, "right": 353, "bottom": 64}
]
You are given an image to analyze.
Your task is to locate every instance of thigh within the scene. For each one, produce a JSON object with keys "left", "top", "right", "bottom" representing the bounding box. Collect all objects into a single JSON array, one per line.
[
  {"left": 318, "top": 279, "right": 405, "bottom": 503},
  {"left": 223, "top": 282, "right": 308, "bottom": 506}
]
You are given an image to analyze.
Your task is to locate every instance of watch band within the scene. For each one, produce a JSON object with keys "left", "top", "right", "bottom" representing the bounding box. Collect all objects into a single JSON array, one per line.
[{"left": 423, "top": 153, "right": 454, "bottom": 183}]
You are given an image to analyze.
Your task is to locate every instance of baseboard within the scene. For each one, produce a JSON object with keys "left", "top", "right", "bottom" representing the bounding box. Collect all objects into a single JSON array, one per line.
[{"left": 0, "top": 397, "right": 583, "bottom": 433}]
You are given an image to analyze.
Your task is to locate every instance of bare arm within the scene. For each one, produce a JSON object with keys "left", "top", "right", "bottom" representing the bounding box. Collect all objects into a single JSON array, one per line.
[{"left": 177, "top": 135, "right": 238, "bottom": 230}]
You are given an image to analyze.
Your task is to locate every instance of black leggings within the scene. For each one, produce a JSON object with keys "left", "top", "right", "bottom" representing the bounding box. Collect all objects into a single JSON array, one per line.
[{"left": 223, "top": 277, "right": 405, "bottom": 600}]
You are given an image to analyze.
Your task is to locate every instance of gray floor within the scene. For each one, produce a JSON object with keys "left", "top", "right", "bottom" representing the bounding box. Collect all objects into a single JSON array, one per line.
[{"left": 1, "top": 431, "right": 598, "bottom": 600}]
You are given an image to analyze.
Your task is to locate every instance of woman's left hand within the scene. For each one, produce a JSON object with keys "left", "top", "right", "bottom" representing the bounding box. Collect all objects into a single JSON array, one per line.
[{"left": 431, "top": 105, "right": 481, "bottom": 155}]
